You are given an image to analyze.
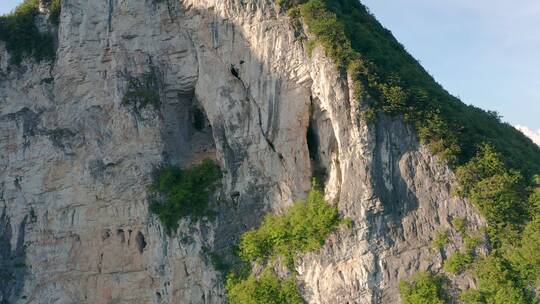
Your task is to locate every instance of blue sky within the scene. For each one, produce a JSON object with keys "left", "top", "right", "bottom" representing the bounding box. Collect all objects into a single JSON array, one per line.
[
  {"left": 1, "top": 0, "right": 539, "bottom": 131},
  {"left": 0, "top": 1, "right": 21, "bottom": 15},
  {"left": 361, "top": 0, "right": 540, "bottom": 131}
]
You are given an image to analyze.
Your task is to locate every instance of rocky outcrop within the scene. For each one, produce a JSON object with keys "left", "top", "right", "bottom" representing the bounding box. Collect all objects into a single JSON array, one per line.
[{"left": 0, "top": 0, "right": 484, "bottom": 303}]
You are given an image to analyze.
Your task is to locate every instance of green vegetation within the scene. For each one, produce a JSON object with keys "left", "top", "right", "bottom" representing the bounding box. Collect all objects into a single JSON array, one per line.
[
  {"left": 455, "top": 145, "right": 530, "bottom": 244},
  {"left": 463, "top": 234, "right": 481, "bottom": 253},
  {"left": 451, "top": 217, "right": 481, "bottom": 252},
  {"left": 431, "top": 230, "right": 449, "bottom": 251},
  {"left": 510, "top": 218, "right": 540, "bottom": 287},
  {"left": 461, "top": 255, "right": 533, "bottom": 304},
  {"left": 202, "top": 248, "right": 231, "bottom": 275},
  {"left": 149, "top": 159, "right": 222, "bottom": 235},
  {"left": 452, "top": 148, "right": 540, "bottom": 302},
  {"left": 441, "top": 218, "right": 480, "bottom": 275},
  {"left": 529, "top": 176, "right": 540, "bottom": 216},
  {"left": 122, "top": 71, "right": 161, "bottom": 111},
  {"left": 226, "top": 268, "right": 304, "bottom": 304},
  {"left": 399, "top": 272, "right": 447, "bottom": 304},
  {"left": 0, "top": 0, "right": 61, "bottom": 65},
  {"left": 451, "top": 217, "right": 466, "bottom": 234},
  {"left": 444, "top": 251, "right": 473, "bottom": 275},
  {"left": 0, "top": 0, "right": 58, "bottom": 65},
  {"left": 453, "top": 231, "right": 538, "bottom": 304},
  {"left": 238, "top": 186, "right": 342, "bottom": 267},
  {"left": 45, "top": 0, "right": 62, "bottom": 25},
  {"left": 226, "top": 186, "right": 346, "bottom": 303}
]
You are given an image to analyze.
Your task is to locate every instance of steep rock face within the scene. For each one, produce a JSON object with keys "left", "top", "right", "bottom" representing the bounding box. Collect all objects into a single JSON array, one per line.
[{"left": 0, "top": 1, "right": 483, "bottom": 303}]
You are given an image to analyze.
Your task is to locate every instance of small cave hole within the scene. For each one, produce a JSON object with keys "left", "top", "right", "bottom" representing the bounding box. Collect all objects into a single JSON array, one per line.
[
  {"left": 117, "top": 229, "right": 125, "bottom": 243},
  {"left": 192, "top": 108, "right": 207, "bottom": 131},
  {"left": 230, "top": 64, "right": 240, "bottom": 80},
  {"left": 101, "top": 229, "right": 111, "bottom": 240},
  {"left": 136, "top": 231, "right": 147, "bottom": 254},
  {"left": 307, "top": 117, "right": 327, "bottom": 184},
  {"left": 307, "top": 123, "right": 319, "bottom": 161}
]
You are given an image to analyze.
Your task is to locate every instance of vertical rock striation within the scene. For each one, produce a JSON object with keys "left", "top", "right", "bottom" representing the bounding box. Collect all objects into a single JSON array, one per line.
[{"left": 0, "top": 1, "right": 484, "bottom": 303}]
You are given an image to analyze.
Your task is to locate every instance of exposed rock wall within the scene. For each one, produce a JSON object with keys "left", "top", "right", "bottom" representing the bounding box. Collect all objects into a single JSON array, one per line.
[{"left": 0, "top": 1, "right": 484, "bottom": 303}]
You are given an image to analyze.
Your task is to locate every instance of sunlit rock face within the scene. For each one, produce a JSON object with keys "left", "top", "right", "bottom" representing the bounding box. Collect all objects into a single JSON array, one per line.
[{"left": 0, "top": 1, "right": 483, "bottom": 303}]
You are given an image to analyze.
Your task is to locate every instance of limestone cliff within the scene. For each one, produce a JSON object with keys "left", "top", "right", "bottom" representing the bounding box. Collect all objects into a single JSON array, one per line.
[{"left": 0, "top": 1, "right": 485, "bottom": 303}]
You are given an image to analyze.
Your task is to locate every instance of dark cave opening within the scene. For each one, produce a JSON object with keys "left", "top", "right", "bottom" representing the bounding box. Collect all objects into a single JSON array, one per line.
[{"left": 192, "top": 107, "right": 206, "bottom": 131}]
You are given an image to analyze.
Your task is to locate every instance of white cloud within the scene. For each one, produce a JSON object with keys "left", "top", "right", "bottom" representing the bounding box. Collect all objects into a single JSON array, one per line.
[{"left": 515, "top": 125, "right": 540, "bottom": 146}]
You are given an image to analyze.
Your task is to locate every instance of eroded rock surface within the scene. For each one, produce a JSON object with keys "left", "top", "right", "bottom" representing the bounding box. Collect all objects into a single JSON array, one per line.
[{"left": 0, "top": 1, "right": 483, "bottom": 303}]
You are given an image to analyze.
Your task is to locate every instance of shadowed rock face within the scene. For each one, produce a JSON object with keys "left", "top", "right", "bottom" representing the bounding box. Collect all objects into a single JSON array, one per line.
[
  {"left": 0, "top": 1, "right": 483, "bottom": 303},
  {"left": 0, "top": 208, "right": 27, "bottom": 303}
]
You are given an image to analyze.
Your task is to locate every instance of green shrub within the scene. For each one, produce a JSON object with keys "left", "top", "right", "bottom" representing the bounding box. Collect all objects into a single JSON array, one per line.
[
  {"left": 238, "top": 187, "right": 341, "bottom": 267},
  {"left": 444, "top": 251, "right": 473, "bottom": 274},
  {"left": 469, "top": 171, "right": 525, "bottom": 225},
  {"left": 461, "top": 219, "right": 538, "bottom": 303},
  {"left": 399, "top": 272, "right": 447, "bottom": 304},
  {"left": 455, "top": 144, "right": 507, "bottom": 196},
  {"left": 0, "top": 0, "right": 56, "bottom": 65},
  {"left": 45, "top": 0, "right": 61, "bottom": 25},
  {"left": 509, "top": 217, "right": 540, "bottom": 287},
  {"left": 299, "top": 0, "right": 355, "bottom": 68},
  {"left": 445, "top": 218, "right": 480, "bottom": 274},
  {"left": 451, "top": 218, "right": 467, "bottom": 234},
  {"left": 431, "top": 230, "right": 449, "bottom": 251},
  {"left": 529, "top": 176, "right": 540, "bottom": 217},
  {"left": 463, "top": 234, "right": 481, "bottom": 253},
  {"left": 201, "top": 248, "right": 231, "bottom": 275},
  {"left": 415, "top": 111, "right": 460, "bottom": 165},
  {"left": 149, "top": 159, "right": 222, "bottom": 235},
  {"left": 226, "top": 268, "right": 304, "bottom": 304},
  {"left": 459, "top": 289, "right": 484, "bottom": 304},
  {"left": 465, "top": 255, "right": 532, "bottom": 304},
  {"left": 451, "top": 217, "right": 481, "bottom": 252},
  {"left": 226, "top": 185, "right": 345, "bottom": 303},
  {"left": 122, "top": 71, "right": 161, "bottom": 111},
  {"left": 455, "top": 145, "right": 529, "bottom": 242}
]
